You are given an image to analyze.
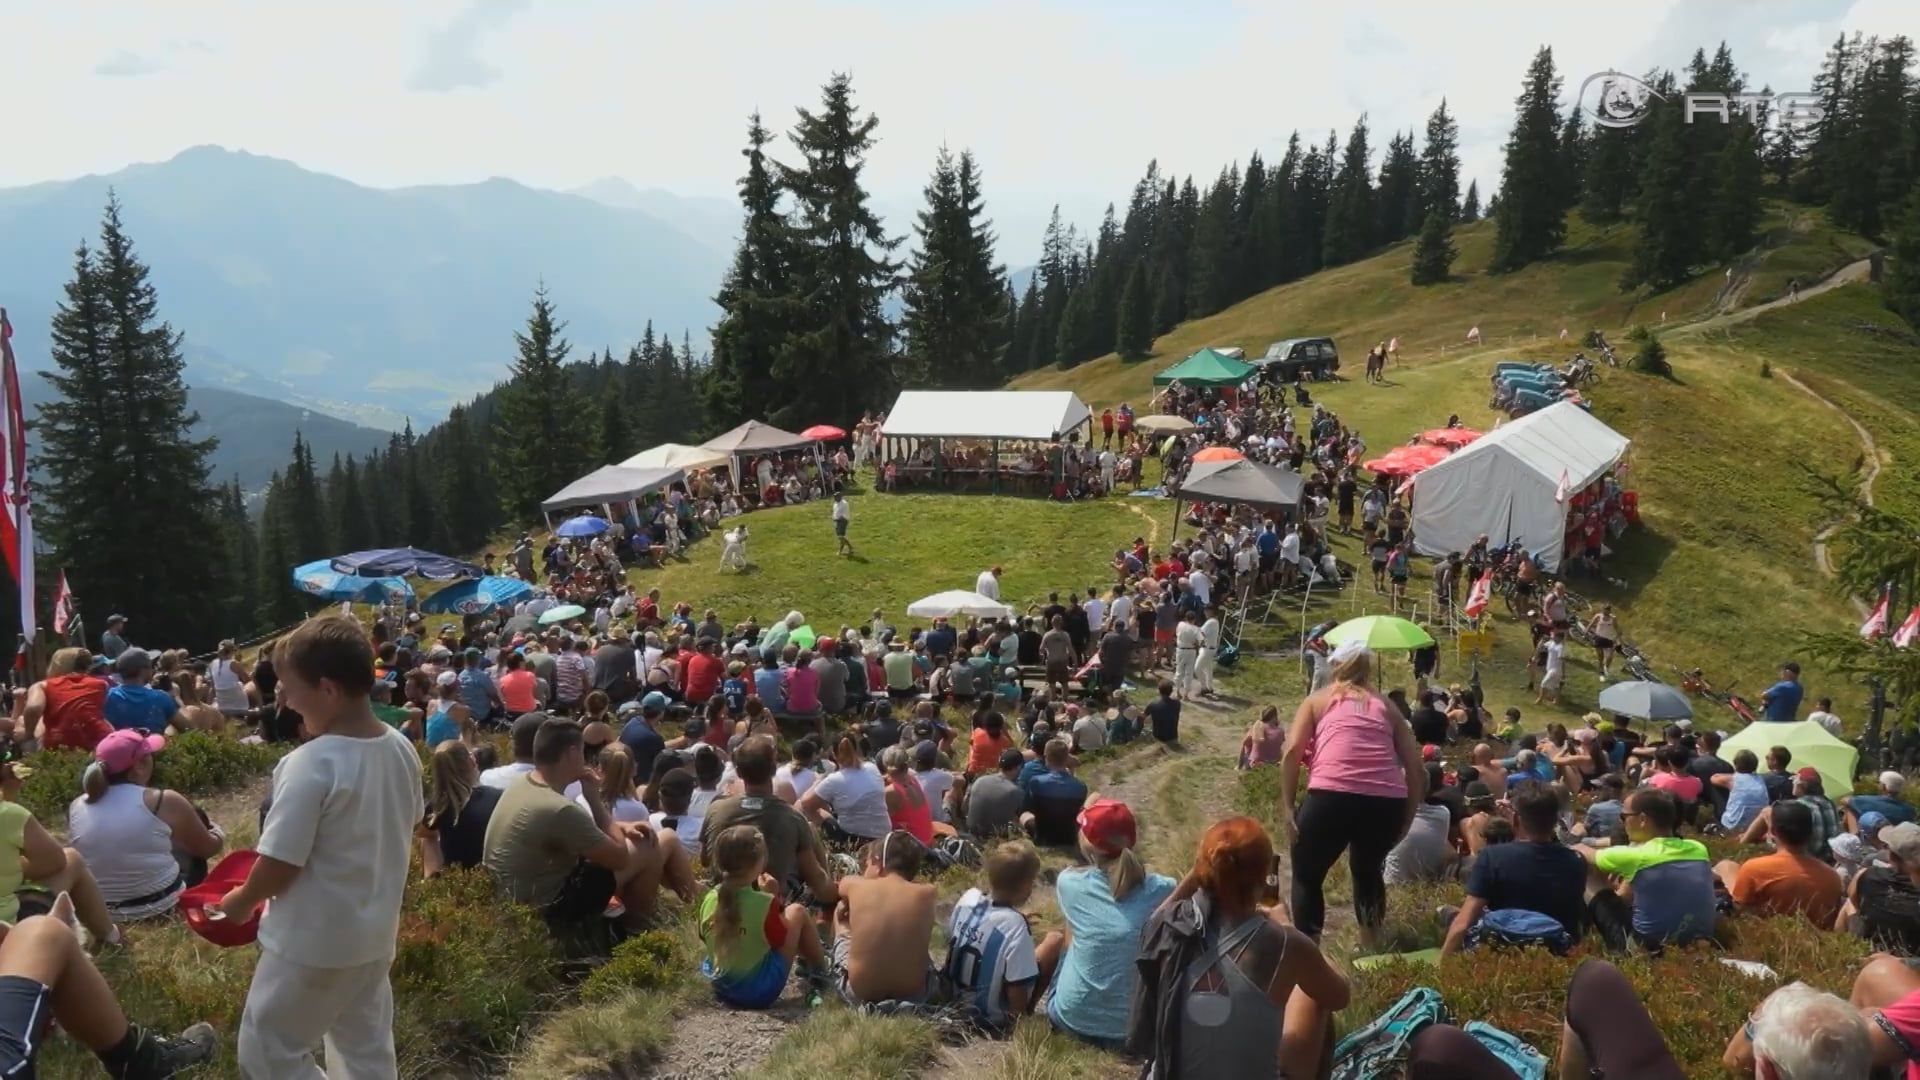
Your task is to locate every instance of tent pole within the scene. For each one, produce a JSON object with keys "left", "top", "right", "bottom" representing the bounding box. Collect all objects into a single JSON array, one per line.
[{"left": 991, "top": 438, "right": 999, "bottom": 496}]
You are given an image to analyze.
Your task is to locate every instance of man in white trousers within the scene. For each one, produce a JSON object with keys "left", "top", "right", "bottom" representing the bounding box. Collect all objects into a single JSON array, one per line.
[
  {"left": 1194, "top": 605, "right": 1223, "bottom": 699},
  {"left": 719, "top": 525, "right": 749, "bottom": 571},
  {"left": 1173, "top": 611, "right": 1204, "bottom": 701},
  {"left": 220, "top": 617, "right": 423, "bottom": 1079}
]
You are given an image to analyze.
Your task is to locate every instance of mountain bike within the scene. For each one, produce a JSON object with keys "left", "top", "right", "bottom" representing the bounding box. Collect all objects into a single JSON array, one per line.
[
  {"left": 1677, "top": 667, "right": 1758, "bottom": 724},
  {"left": 1617, "top": 642, "right": 1659, "bottom": 682}
]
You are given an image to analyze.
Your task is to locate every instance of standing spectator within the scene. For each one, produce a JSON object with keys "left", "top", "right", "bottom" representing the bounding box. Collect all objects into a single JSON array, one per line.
[
  {"left": 1807, "top": 696, "right": 1842, "bottom": 735},
  {"left": 1760, "top": 661, "right": 1804, "bottom": 722},
  {"left": 100, "top": 614, "right": 130, "bottom": 661},
  {"left": 975, "top": 566, "right": 1002, "bottom": 601},
  {"left": 832, "top": 492, "right": 853, "bottom": 557},
  {"left": 220, "top": 618, "right": 424, "bottom": 1078}
]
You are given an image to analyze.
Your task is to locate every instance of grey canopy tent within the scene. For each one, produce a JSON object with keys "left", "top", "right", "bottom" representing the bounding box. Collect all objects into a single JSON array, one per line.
[
  {"left": 700, "top": 420, "right": 822, "bottom": 490},
  {"left": 539, "top": 465, "right": 684, "bottom": 527},
  {"left": 1170, "top": 458, "right": 1304, "bottom": 540}
]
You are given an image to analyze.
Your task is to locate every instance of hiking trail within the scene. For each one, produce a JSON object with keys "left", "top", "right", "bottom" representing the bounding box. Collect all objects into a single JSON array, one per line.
[
  {"left": 1776, "top": 368, "right": 1883, "bottom": 619},
  {"left": 1673, "top": 257, "right": 1872, "bottom": 337}
]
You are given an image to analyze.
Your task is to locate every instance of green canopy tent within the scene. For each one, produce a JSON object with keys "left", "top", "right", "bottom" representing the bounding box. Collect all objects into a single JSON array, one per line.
[{"left": 1152, "top": 348, "right": 1257, "bottom": 387}]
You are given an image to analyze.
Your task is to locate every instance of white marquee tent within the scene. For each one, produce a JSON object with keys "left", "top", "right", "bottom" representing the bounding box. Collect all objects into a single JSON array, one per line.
[
  {"left": 618, "top": 443, "right": 729, "bottom": 473},
  {"left": 881, "top": 390, "right": 1092, "bottom": 442},
  {"left": 1409, "top": 402, "right": 1629, "bottom": 573},
  {"left": 541, "top": 465, "right": 684, "bottom": 516}
]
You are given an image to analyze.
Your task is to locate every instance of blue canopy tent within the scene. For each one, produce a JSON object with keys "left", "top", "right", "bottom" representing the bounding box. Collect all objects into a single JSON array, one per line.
[
  {"left": 329, "top": 547, "right": 483, "bottom": 581},
  {"left": 291, "top": 561, "right": 414, "bottom": 604},
  {"left": 420, "top": 576, "right": 537, "bottom": 616}
]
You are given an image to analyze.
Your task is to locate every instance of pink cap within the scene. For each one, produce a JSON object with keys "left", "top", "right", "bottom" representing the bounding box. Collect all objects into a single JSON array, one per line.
[{"left": 95, "top": 729, "right": 165, "bottom": 773}]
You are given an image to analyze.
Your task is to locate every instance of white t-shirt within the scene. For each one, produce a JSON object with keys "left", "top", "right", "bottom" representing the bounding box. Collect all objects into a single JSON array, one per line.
[
  {"left": 975, "top": 571, "right": 1001, "bottom": 600},
  {"left": 479, "top": 761, "right": 535, "bottom": 790},
  {"left": 1281, "top": 533, "right": 1301, "bottom": 563},
  {"left": 651, "top": 811, "right": 704, "bottom": 858},
  {"left": 1543, "top": 639, "right": 1567, "bottom": 677},
  {"left": 776, "top": 763, "right": 818, "bottom": 801},
  {"left": 1810, "top": 710, "right": 1842, "bottom": 735},
  {"left": 1083, "top": 597, "right": 1105, "bottom": 632},
  {"left": 578, "top": 794, "right": 651, "bottom": 823},
  {"left": 690, "top": 787, "right": 720, "bottom": 819},
  {"left": 811, "top": 761, "right": 891, "bottom": 839},
  {"left": 946, "top": 887, "right": 1039, "bottom": 1026},
  {"left": 1110, "top": 595, "right": 1133, "bottom": 630},
  {"left": 1187, "top": 570, "right": 1211, "bottom": 605},
  {"left": 915, "top": 767, "right": 955, "bottom": 823},
  {"left": 257, "top": 726, "right": 424, "bottom": 969},
  {"left": 832, "top": 498, "right": 849, "bottom": 522}
]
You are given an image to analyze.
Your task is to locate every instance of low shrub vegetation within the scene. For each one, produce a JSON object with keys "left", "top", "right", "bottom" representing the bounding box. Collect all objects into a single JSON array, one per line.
[
  {"left": 577, "top": 930, "right": 686, "bottom": 1002},
  {"left": 18, "top": 731, "right": 286, "bottom": 825}
]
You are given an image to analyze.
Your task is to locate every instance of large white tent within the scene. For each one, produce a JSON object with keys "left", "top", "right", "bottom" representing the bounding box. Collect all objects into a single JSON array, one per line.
[
  {"left": 881, "top": 390, "right": 1092, "bottom": 441},
  {"left": 1409, "top": 402, "right": 1629, "bottom": 573},
  {"left": 618, "top": 443, "right": 729, "bottom": 473},
  {"left": 541, "top": 465, "right": 683, "bottom": 515}
]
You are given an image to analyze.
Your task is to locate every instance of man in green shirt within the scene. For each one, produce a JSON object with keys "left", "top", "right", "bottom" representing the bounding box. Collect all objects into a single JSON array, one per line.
[
  {"left": 1578, "top": 788, "right": 1717, "bottom": 951},
  {"left": 883, "top": 642, "right": 919, "bottom": 700}
]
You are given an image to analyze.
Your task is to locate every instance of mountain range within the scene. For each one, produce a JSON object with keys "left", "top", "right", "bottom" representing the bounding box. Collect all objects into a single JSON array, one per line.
[{"left": 0, "top": 147, "right": 735, "bottom": 429}]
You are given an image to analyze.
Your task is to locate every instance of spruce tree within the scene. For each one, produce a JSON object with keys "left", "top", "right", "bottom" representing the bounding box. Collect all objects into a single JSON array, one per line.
[
  {"left": 492, "top": 285, "right": 592, "bottom": 521},
  {"left": 217, "top": 479, "right": 261, "bottom": 635},
  {"left": 434, "top": 405, "right": 494, "bottom": 555},
  {"left": 281, "top": 432, "right": 329, "bottom": 563},
  {"left": 1492, "top": 47, "right": 1567, "bottom": 272},
  {"left": 1460, "top": 180, "right": 1481, "bottom": 221},
  {"left": 1114, "top": 261, "right": 1155, "bottom": 360},
  {"left": 1005, "top": 276, "right": 1042, "bottom": 374},
  {"left": 901, "top": 146, "right": 1006, "bottom": 387},
  {"left": 1322, "top": 116, "right": 1375, "bottom": 265},
  {"left": 600, "top": 394, "right": 634, "bottom": 464},
  {"left": 35, "top": 196, "right": 223, "bottom": 646},
  {"left": 1373, "top": 131, "right": 1420, "bottom": 245},
  {"left": 399, "top": 420, "right": 436, "bottom": 546},
  {"left": 1621, "top": 99, "right": 1697, "bottom": 291},
  {"left": 1410, "top": 210, "right": 1457, "bottom": 285},
  {"left": 1579, "top": 126, "right": 1634, "bottom": 224},
  {"left": 1557, "top": 106, "right": 1587, "bottom": 214},
  {"left": 776, "top": 73, "right": 901, "bottom": 424},
  {"left": 1185, "top": 169, "right": 1236, "bottom": 317},
  {"left": 1420, "top": 100, "right": 1462, "bottom": 221},
  {"left": 1709, "top": 117, "right": 1764, "bottom": 260},
  {"left": 704, "top": 113, "right": 794, "bottom": 429},
  {"left": 1150, "top": 263, "right": 1184, "bottom": 336},
  {"left": 1051, "top": 289, "right": 1091, "bottom": 369},
  {"left": 1888, "top": 188, "right": 1920, "bottom": 328},
  {"left": 254, "top": 471, "right": 304, "bottom": 628},
  {"left": 330, "top": 454, "right": 376, "bottom": 554}
]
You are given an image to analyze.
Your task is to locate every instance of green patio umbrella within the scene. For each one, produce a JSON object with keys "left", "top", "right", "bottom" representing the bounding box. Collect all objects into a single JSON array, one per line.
[
  {"left": 538, "top": 603, "right": 587, "bottom": 625},
  {"left": 1321, "top": 615, "right": 1435, "bottom": 652}
]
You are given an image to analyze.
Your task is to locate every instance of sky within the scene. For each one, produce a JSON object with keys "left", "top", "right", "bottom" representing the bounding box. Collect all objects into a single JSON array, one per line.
[{"left": 4, "top": 0, "right": 1917, "bottom": 264}]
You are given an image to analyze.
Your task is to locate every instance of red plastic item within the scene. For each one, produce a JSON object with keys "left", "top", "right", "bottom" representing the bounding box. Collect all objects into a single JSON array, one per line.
[{"left": 181, "top": 850, "right": 263, "bottom": 947}]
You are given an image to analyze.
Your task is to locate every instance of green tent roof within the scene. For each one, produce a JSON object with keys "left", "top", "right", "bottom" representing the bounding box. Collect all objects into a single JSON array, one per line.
[{"left": 1152, "top": 348, "right": 1257, "bottom": 386}]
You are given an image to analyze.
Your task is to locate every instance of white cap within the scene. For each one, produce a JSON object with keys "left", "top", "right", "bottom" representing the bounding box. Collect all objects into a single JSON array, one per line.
[
  {"left": 1882, "top": 770, "right": 1907, "bottom": 795},
  {"left": 1328, "top": 640, "right": 1372, "bottom": 665}
]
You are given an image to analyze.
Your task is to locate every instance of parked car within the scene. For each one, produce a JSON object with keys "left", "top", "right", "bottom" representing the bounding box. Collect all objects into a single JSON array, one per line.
[{"left": 1256, "top": 337, "right": 1340, "bottom": 380}]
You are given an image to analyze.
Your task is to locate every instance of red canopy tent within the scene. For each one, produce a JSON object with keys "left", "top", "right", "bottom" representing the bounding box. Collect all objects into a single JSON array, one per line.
[
  {"left": 1191, "top": 446, "right": 1245, "bottom": 463},
  {"left": 1364, "top": 444, "right": 1450, "bottom": 475},
  {"left": 1417, "top": 428, "right": 1483, "bottom": 449}
]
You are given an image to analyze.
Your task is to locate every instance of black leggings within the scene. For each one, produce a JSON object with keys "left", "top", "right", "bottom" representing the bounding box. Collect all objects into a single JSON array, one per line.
[
  {"left": 1407, "top": 1025, "right": 1520, "bottom": 1080},
  {"left": 1289, "top": 788, "right": 1405, "bottom": 940}
]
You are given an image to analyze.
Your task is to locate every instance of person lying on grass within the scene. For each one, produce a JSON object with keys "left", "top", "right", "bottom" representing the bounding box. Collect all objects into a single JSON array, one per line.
[
  {"left": 829, "top": 830, "right": 945, "bottom": 1008},
  {"left": 700, "top": 824, "right": 829, "bottom": 1010},
  {"left": 943, "top": 840, "right": 1063, "bottom": 1032}
]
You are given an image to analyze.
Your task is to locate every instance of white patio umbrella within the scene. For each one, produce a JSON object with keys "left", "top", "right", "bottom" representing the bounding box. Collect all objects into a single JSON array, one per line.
[{"left": 906, "top": 590, "right": 1014, "bottom": 619}]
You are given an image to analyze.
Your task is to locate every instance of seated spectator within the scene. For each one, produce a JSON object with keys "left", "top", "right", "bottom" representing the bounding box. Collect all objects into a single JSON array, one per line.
[
  {"left": 68, "top": 730, "right": 225, "bottom": 919},
  {"left": 590, "top": 743, "right": 651, "bottom": 824},
  {"left": 1837, "top": 951, "right": 1920, "bottom": 1074},
  {"left": 1048, "top": 801, "right": 1173, "bottom": 1050},
  {"left": 419, "top": 740, "right": 501, "bottom": 876},
  {"left": 1643, "top": 746, "right": 1702, "bottom": 810},
  {"left": 0, "top": 740, "right": 118, "bottom": 948},
  {"left": 688, "top": 744, "right": 725, "bottom": 818},
  {"left": 1719, "top": 981, "right": 1871, "bottom": 1077},
  {"left": 649, "top": 769, "right": 705, "bottom": 860},
  {"left": 699, "top": 824, "right": 828, "bottom": 1010},
  {"left": 1839, "top": 821, "right": 1920, "bottom": 952},
  {"left": 1714, "top": 799, "right": 1842, "bottom": 927},
  {"left": 911, "top": 742, "right": 957, "bottom": 825},
  {"left": 879, "top": 746, "right": 935, "bottom": 846},
  {"left": 482, "top": 717, "right": 695, "bottom": 933},
  {"left": 1131, "top": 817, "right": 1349, "bottom": 1078},
  {"left": 1761, "top": 746, "right": 1795, "bottom": 803},
  {"left": 1442, "top": 781, "right": 1587, "bottom": 954},
  {"left": 103, "top": 650, "right": 179, "bottom": 734},
  {"left": 616, "top": 696, "right": 669, "bottom": 783},
  {"left": 798, "top": 732, "right": 892, "bottom": 846},
  {"left": 1023, "top": 739, "right": 1090, "bottom": 847},
  {"left": 24, "top": 647, "right": 111, "bottom": 753},
  {"left": 1576, "top": 774, "right": 1627, "bottom": 841},
  {"left": 774, "top": 738, "right": 821, "bottom": 804},
  {"left": 496, "top": 651, "right": 538, "bottom": 716},
  {"left": 945, "top": 841, "right": 1063, "bottom": 1030},
  {"left": 1579, "top": 788, "right": 1717, "bottom": 951},
  {"left": 1709, "top": 749, "right": 1770, "bottom": 835},
  {"left": 811, "top": 647, "right": 849, "bottom": 716},
  {"left": 424, "top": 674, "right": 473, "bottom": 747},
  {"left": 967, "top": 712, "right": 1014, "bottom": 776},
  {"left": 1144, "top": 679, "right": 1181, "bottom": 744},
  {"left": 882, "top": 642, "right": 920, "bottom": 700},
  {"left": 480, "top": 711, "right": 546, "bottom": 790},
  {"left": 965, "top": 749, "right": 1029, "bottom": 838},
  {"left": 782, "top": 650, "right": 822, "bottom": 719},
  {"left": 1742, "top": 767, "right": 1840, "bottom": 861},
  {"left": 1842, "top": 770, "right": 1918, "bottom": 829},
  {"left": 829, "top": 831, "right": 943, "bottom": 1007},
  {"left": 1240, "top": 706, "right": 1285, "bottom": 768},
  {"left": 1469, "top": 743, "right": 1508, "bottom": 799},
  {"left": 752, "top": 654, "right": 788, "bottom": 714},
  {"left": 702, "top": 736, "right": 838, "bottom": 906},
  {"left": 1384, "top": 772, "right": 1457, "bottom": 886}
]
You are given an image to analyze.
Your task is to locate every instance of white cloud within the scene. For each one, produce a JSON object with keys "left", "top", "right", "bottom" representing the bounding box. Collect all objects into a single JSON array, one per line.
[
  {"left": 93, "top": 50, "right": 164, "bottom": 78},
  {"left": 408, "top": 0, "right": 530, "bottom": 92}
]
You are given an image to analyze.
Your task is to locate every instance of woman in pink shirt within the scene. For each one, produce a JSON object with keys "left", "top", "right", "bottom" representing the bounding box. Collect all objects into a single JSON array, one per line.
[
  {"left": 1279, "top": 642, "right": 1424, "bottom": 948},
  {"left": 783, "top": 649, "right": 821, "bottom": 715},
  {"left": 1645, "top": 746, "right": 1702, "bottom": 805},
  {"left": 495, "top": 651, "right": 538, "bottom": 715}
]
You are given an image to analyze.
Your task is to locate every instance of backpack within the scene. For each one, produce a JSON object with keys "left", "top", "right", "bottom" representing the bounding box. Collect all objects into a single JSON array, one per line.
[
  {"left": 1329, "top": 986, "right": 1447, "bottom": 1080},
  {"left": 1466, "top": 908, "right": 1575, "bottom": 956},
  {"left": 1462, "top": 1022, "right": 1549, "bottom": 1080}
]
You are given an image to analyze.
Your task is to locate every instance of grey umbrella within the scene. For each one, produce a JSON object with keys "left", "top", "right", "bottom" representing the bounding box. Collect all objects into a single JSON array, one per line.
[{"left": 1596, "top": 679, "right": 1694, "bottom": 721}]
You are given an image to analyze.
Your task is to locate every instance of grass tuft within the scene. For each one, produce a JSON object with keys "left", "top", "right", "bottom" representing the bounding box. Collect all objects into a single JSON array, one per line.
[{"left": 756, "top": 1008, "right": 942, "bottom": 1080}]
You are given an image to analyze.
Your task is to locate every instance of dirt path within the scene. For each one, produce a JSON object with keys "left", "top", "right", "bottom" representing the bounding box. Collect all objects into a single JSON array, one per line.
[
  {"left": 641, "top": 999, "right": 812, "bottom": 1079},
  {"left": 1776, "top": 368, "right": 1883, "bottom": 618},
  {"left": 1674, "top": 258, "right": 1872, "bottom": 336}
]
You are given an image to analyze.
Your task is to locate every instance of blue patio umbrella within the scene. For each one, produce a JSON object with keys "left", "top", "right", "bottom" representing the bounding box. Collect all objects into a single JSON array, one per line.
[
  {"left": 419, "top": 576, "right": 537, "bottom": 616},
  {"left": 555, "top": 515, "right": 610, "bottom": 538},
  {"left": 329, "top": 547, "right": 482, "bottom": 581},
  {"left": 290, "top": 561, "right": 414, "bottom": 604}
]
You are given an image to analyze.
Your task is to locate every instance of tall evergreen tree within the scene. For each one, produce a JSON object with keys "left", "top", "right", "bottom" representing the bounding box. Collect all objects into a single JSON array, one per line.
[
  {"left": 1580, "top": 126, "right": 1634, "bottom": 223},
  {"left": 35, "top": 196, "right": 223, "bottom": 646},
  {"left": 492, "top": 285, "right": 592, "bottom": 521},
  {"left": 1410, "top": 210, "right": 1458, "bottom": 285},
  {"left": 1185, "top": 169, "right": 1237, "bottom": 317},
  {"left": 280, "top": 432, "right": 328, "bottom": 564},
  {"left": 1888, "top": 188, "right": 1920, "bottom": 327},
  {"left": 434, "top": 405, "right": 494, "bottom": 555},
  {"left": 1492, "top": 47, "right": 1567, "bottom": 272},
  {"left": 1006, "top": 276, "right": 1042, "bottom": 373},
  {"left": 901, "top": 147, "right": 1006, "bottom": 387},
  {"left": 1420, "top": 100, "right": 1462, "bottom": 221},
  {"left": 704, "top": 113, "right": 794, "bottom": 429},
  {"left": 398, "top": 419, "right": 436, "bottom": 546},
  {"left": 1710, "top": 117, "right": 1765, "bottom": 259},
  {"left": 216, "top": 479, "right": 260, "bottom": 634},
  {"left": 254, "top": 471, "right": 303, "bottom": 629},
  {"left": 1621, "top": 98, "right": 1697, "bottom": 291},
  {"left": 1321, "top": 116, "right": 1375, "bottom": 265},
  {"left": 1460, "top": 180, "right": 1481, "bottom": 221},
  {"left": 776, "top": 73, "right": 901, "bottom": 424},
  {"left": 1557, "top": 106, "right": 1587, "bottom": 213},
  {"left": 1374, "top": 131, "right": 1421, "bottom": 245},
  {"left": 330, "top": 454, "right": 376, "bottom": 554},
  {"left": 1114, "top": 261, "right": 1155, "bottom": 361},
  {"left": 600, "top": 394, "right": 635, "bottom": 465}
]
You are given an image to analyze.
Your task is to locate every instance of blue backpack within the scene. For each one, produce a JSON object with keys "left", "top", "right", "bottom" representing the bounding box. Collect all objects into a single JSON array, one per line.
[
  {"left": 1466, "top": 908, "right": 1574, "bottom": 956},
  {"left": 1463, "top": 1022, "right": 1549, "bottom": 1080},
  {"left": 1329, "top": 986, "right": 1447, "bottom": 1080}
]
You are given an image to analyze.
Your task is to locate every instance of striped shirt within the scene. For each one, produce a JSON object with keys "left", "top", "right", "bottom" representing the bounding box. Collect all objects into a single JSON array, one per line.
[{"left": 553, "top": 653, "right": 592, "bottom": 705}]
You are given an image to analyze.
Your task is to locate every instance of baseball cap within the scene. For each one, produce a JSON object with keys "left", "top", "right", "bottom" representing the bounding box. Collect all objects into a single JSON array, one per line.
[
  {"left": 1883, "top": 822, "right": 1920, "bottom": 865},
  {"left": 435, "top": 670, "right": 458, "bottom": 687},
  {"left": 106, "top": 613, "right": 127, "bottom": 625},
  {"left": 1421, "top": 744, "right": 1439, "bottom": 761},
  {"left": 1860, "top": 811, "right": 1892, "bottom": 837},
  {"left": 115, "top": 648, "right": 153, "bottom": 677},
  {"left": 1795, "top": 766, "right": 1822, "bottom": 783},
  {"left": 95, "top": 729, "right": 165, "bottom": 773},
  {"left": 997, "top": 747, "right": 1024, "bottom": 771},
  {"left": 1882, "top": 770, "right": 1908, "bottom": 794},
  {"left": 1077, "top": 799, "right": 1138, "bottom": 857},
  {"left": 641, "top": 691, "right": 671, "bottom": 712},
  {"left": 912, "top": 741, "right": 938, "bottom": 768}
]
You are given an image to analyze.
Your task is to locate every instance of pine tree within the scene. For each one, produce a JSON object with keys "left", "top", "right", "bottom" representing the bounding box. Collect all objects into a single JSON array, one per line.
[
  {"left": 435, "top": 405, "right": 494, "bottom": 555},
  {"left": 398, "top": 419, "right": 436, "bottom": 547},
  {"left": 704, "top": 113, "right": 794, "bottom": 429},
  {"left": 1114, "top": 261, "right": 1155, "bottom": 360},
  {"left": 1420, "top": 100, "right": 1462, "bottom": 221},
  {"left": 600, "top": 394, "right": 634, "bottom": 465},
  {"left": 1621, "top": 98, "right": 1698, "bottom": 291},
  {"left": 280, "top": 432, "right": 329, "bottom": 563},
  {"left": 1150, "top": 263, "right": 1184, "bottom": 336},
  {"left": 1051, "top": 289, "right": 1092, "bottom": 369},
  {"left": 1005, "top": 276, "right": 1042, "bottom": 374},
  {"left": 1557, "top": 106, "right": 1587, "bottom": 213},
  {"left": 330, "top": 454, "right": 376, "bottom": 554},
  {"left": 1460, "top": 180, "right": 1481, "bottom": 221},
  {"left": 255, "top": 471, "right": 303, "bottom": 628},
  {"left": 901, "top": 146, "right": 1007, "bottom": 387},
  {"left": 1580, "top": 126, "right": 1634, "bottom": 224},
  {"left": 1410, "top": 210, "right": 1457, "bottom": 285},
  {"left": 212, "top": 479, "right": 261, "bottom": 635},
  {"left": 35, "top": 195, "right": 223, "bottom": 647},
  {"left": 1322, "top": 116, "right": 1375, "bottom": 265},
  {"left": 1373, "top": 131, "right": 1420, "bottom": 245},
  {"left": 1710, "top": 117, "right": 1765, "bottom": 260},
  {"left": 1492, "top": 48, "right": 1567, "bottom": 272},
  {"left": 1888, "top": 188, "right": 1920, "bottom": 327},
  {"left": 1185, "top": 169, "right": 1236, "bottom": 316},
  {"left": 776, "top": 73, "right": 902, "bottom": 425},
  {"left": 492, "top": 285, "right": 592, "bottom": 521}
]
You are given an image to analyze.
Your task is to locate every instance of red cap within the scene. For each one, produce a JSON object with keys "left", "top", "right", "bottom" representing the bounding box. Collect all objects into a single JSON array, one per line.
[
  {"left": 1077, "top": 799, "right": 1137, "bottom": 857},
  {"left": 1421, "top": 744, "right": 1440, "bottom": 761},
  {"left": 1795, "top": 766, "right": 1822, "bottom": 782}
]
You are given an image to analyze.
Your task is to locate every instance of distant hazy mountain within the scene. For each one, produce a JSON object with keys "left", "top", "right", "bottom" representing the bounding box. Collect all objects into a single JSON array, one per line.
[
  {"left": 18, "top": 373, "right": 388, "bottom": 492},
  {"left": 568, "top": 177, "right": 740, "bottom": 254},
  {"left": 0, "top": 147, "right": 730, "bottom": 424}
]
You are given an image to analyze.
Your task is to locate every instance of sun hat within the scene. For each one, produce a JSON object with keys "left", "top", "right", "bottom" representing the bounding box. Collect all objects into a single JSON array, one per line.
[
  {"left": 95, "top": 729, "right": 164, "bottom": 773},
  {"left": 1077, "top": 799, "right": 1138, "bottom": 856},
  {"left": 1883, "top": 822, "right": 1920, "bottom": 865},
  {"left": 1328, "top": 640, "right": 1371, "bottom": 665}
]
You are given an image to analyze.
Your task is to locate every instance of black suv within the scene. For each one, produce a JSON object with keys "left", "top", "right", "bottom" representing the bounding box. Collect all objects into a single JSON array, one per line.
[{"left": 1256, "top": 337, "right": 1340, "bottom": 381}]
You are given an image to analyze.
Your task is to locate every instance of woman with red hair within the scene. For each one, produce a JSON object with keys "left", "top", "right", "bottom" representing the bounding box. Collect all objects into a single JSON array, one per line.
[{"left": 1128, "top": 816, "right": 1349, "bottom": 1080}]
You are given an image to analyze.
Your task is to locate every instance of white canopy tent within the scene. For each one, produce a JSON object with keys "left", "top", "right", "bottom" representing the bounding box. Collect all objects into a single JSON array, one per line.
[
  {"left": 1409, "top": 402, "right": 1629, "bottom": 573},
  {"left": 619, "top": 443, "right": 729, "bottom": 473},
  {"left": 881, "top": 390, "right": 1092, "bottom": 441},
  {"left": 540, "top": 465, "right": 684, "bottom": 521},
  {"left": 905, "top": 589, "right": 1014, "bottom": 619}
]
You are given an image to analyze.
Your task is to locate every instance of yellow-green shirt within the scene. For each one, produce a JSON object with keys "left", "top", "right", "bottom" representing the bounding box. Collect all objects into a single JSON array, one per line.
[{"left": 0, "top": 802, "right": 31, "bottom": 922}]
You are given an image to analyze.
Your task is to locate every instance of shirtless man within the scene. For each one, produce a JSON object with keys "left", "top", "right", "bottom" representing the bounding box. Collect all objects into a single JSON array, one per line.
[
  {"left": 1470, "top": 744, "right": 1508, "bottom": 799},
  {"left": 830, "top": 830, "right": 944, "bottom": 1006}
]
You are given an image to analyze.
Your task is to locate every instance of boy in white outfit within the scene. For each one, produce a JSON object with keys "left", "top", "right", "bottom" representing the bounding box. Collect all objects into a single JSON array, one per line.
[{"left": 218, "top": 617, "right": 424, "bottom": 1078}]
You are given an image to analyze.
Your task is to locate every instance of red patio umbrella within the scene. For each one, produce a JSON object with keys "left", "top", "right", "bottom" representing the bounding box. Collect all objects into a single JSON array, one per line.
[
  {"left": 1190, "top": 446, "right": 1245, "bottom": 463},
  {"left": 1417, "top": 428, "right": 1483, "bottom": 449},
  {"left": 1364, "top": 444, "right": 1450, "bottom": 475},
  {"left": 800, "top": 424, "right": 847, "bottom": 441}
]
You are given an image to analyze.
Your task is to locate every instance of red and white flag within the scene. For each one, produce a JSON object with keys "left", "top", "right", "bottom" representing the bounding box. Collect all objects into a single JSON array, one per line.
[
  {"left": 1894, "top": 605, "right": 1920, "bottom": 649},
  {"left": 1463, "top": 570, "right": 1493, "bottom": 617},
  {"left": 51, "top": 571, "right": 73, "bottom": 637},
  {"left": 1554, "top": 468, "right": 1571, "bottom": 503},
  {"left": 1862, "top": 589, "right": 1891, "bottom": 639},
  {"left": 0, "top": 308, "right": 33, "bottom": 642}
]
